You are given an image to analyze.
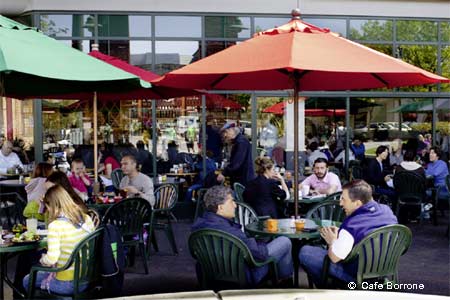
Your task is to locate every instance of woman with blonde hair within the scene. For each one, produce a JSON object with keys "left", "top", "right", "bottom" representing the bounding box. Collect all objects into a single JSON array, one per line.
[
  {"left": 243, "top": 157, "right": 290, "bottom": 218},
  {"left": 22, "top": 185, "right": 94, "bottom": 295},
  {"left": 23, "top": 162, "right": 54, "bottom": 220}
]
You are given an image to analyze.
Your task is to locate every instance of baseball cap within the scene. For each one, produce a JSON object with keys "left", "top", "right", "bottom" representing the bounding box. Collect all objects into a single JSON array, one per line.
[{"left": 221, "top": 122, "right": 236, "bottom": 132}]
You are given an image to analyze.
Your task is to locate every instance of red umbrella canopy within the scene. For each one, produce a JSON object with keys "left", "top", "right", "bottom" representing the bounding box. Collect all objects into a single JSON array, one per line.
[
  {"left": 206, "top": 94, "right": 241, "bottom": 110},
  {"left": 263, "top": 102, "right": 344, "bottom": 117},
  {"left": 154, "top": 11, "right": 449, "bottom": 91}
]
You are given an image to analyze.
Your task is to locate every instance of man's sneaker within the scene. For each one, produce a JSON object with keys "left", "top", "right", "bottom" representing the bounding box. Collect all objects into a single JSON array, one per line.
[{"left": 424, "top": 203, "right": 433, "bottom": 211}]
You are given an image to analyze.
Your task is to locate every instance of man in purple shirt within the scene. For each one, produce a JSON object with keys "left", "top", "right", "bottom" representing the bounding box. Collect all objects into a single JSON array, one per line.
[
  {"left": 300, "top": 158, "right": 342, "bottom": 196},
  {"left": 426, "top": 146, "right": 449, "bottom": 200}
]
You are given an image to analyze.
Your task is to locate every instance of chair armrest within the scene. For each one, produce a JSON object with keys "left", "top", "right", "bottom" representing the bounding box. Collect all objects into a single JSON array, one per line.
[{"left": 252, "top": 257, "right": 279, "bottom": 283}]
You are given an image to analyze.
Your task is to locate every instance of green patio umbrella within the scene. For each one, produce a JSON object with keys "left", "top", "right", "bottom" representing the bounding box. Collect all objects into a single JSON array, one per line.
[
  {"left": 0, "top": 15, "right": 150, "bottom": 182},
  {"left": 389, "top": 99, "right": 432, "bottom": 113}
]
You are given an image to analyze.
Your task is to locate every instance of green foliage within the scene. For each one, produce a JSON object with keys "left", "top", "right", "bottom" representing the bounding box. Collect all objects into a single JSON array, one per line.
[
  {"left": 39, "top": 15, "right": 69, "bottom": 37},
  {"left": 409, "top": 122, "right": 450, "bottom": 135}
]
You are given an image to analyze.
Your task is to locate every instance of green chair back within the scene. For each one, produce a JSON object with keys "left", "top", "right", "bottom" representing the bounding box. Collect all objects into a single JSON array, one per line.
[
  {"left": 0, "top": 192, "right": 26, "bottom": 229},
  {"left": 103, "top": 197, "right": 151, "bottom": 241},
  {"left": 103, "top": 197, "right": 151, "bottom": 273},
  {"left": 27, "top": 227, "right": 104, "bottom": 300},
  {"left": 233, "top": 182, "right": 245, "bottom": 203},
  {"left": 111, "top": 168, "right": 124, "bottom": 190},
  {"left": 305, "top": 199, "right": 345, "bottom": 223},
  {"left": 188, "top": 229, "right": 277, "bottom": 289},
  {"left": 153, "top": 183, "right": 178, "bottom": 210},
  {"left": 324, "top": 191, "right": 342, "bottom": 202},
  {"left": 393, "top": 171, "right": 426, "bottom": 219},
  {"left": 351, "top": 165, "right": 364, "bottom": 180},
  {"left": 234, "top": 201, "right": 259, "bottom": 232},
  {"left": 322, "top": 224, "right": 412, "bottom": 289}
]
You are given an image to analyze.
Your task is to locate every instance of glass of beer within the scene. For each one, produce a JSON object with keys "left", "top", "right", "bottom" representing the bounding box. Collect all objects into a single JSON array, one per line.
[{"left": 267, "top": 219, "right": 278, "bottom": 232}]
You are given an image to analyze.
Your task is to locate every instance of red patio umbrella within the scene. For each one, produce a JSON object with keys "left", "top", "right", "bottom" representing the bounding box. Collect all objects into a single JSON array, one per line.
[
  {"left": 153, "top": 9, "right": 450, "bottom": 218},
  {"left": 206, "top": 94, "right": 242, "bottom": 110},
  {"left": 263, "top": 102, "right": 345, "bottom": 117}
]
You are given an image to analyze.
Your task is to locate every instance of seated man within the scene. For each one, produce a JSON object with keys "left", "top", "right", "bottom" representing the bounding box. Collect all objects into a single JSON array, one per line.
[
  {"left": 300, "top": 158, "right": 342, "bottom": 195},
  {"left": 192, "top": 185, "right": 293, "bottom": 285},
  {"left": 299, "top": 180, "right": 397, "bottom": 287},
  {"left": 120, "top": 154, "right": 155, "bottom": 206},
  {"left": 0, "top": 140, "right": 24, "bottom": 177},
  {"left": 307, "top": 142, "right": 328, "bottom": 168}
]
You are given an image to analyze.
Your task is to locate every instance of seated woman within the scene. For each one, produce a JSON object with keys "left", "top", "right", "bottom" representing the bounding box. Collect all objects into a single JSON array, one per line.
[
  {"left": 22, "top": 185, "right": 95, "bottom": 295},
  {"left": 98, "top": 143, "right": 120, "bottom": 192},
  {"left": 23, "top": 162, "right": 54, "bottom": 221},
  {"left": 243, "top": 157, "right": 290, "bottom": 218},
  {"left": 426, "top": 146, "right": 449, "bottom": 200},
  {"left": 46, "top": 171, "right": 88, "bottom": 213}
]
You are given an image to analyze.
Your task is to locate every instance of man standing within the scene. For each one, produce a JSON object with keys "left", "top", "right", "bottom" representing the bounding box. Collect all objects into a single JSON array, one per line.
[
  {"left": 300, "top": 158, "right": 342, "bottom": 196},
  {"left": 0, "top": 140, "right": 24, "bottom": 175},
  {"left": 192, "top": 185, "right": 293, "bottom": 285},
  {"left": 219, "top": 123, "right": 254, "bottom": 186},
  {"left": 299, "top": 180, "right": 397, "bottom": 287},
  {"left": 120, "top": 154, "right": 155, "bottom": 206}
]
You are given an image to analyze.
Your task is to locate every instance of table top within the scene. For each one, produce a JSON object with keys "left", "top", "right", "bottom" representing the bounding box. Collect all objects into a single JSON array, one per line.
[
  {"left": 245, "top": 218, "right": 321, "bottom": 240},
  {"left": 154, "top": 177, "right": 186, "bottom": 186},
  {"left": 285, "top": 194, "right": 328, "bottom": 204},
  {"left": 165, "top": 172, "right": 198, "bottom": 177},
  {"left": 0, "top": 238, "right": 46, "bottom": 253},
  {"left": 0, "top": 179, "right": 27, "bottom": 187}
]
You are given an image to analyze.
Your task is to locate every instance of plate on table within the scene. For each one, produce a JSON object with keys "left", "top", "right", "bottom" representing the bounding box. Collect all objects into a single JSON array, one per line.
[{"left": 11, "top": 232, "right": 41, "bottom": 244}]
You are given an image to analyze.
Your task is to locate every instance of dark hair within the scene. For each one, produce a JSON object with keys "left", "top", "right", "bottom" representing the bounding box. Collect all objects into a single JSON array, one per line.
[
  {"left": 308, "top": 142, "right": 319, "bottom": 152},
  {"left": 403, "top": 150, "right": 416, "bottom": 162},
  {"left": 46, "top": 171, "right": 88, "bottom": 213},
  {"left": 313, "top": 157, "right": 328, "bottom": 167},
  {"left": 429, "top": 146, "right": 442, "bottom": 158},
  {"left": 136, "top": 140, "right": 145, "bottom": 149},
  {"left": 100, "top": 143, "right": 116, "bottom": 164},
  {"left": 121, "top": 154, "right": 137, "bottom": 165},
  {"left": 375, "top": 145, "right": 389, "bottom": 156},
  {"left": 254, "top": 157, "right": 274, "bottom": 175},
  {"left": 204, "top": 185, "right": 233, "bottom": 213},
  {"left": 32, "top": 162, "right": 54, "bottom": 178},
  {"left": 342, "top": 179, "right": 372, "bottom": 204}
]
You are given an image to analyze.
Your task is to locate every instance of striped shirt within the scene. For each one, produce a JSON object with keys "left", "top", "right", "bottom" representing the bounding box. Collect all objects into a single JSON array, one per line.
[{"left": 41, "top": 215, "right": 94, "bottom": 281}]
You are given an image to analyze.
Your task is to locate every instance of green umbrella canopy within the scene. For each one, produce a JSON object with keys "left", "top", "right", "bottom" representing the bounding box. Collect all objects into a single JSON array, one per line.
[
  {"left": 389, "top": 99, "right": 433, "bottom": 113},
  {"left": 0, "top": 15, "right": 150, "bottom": 99}
]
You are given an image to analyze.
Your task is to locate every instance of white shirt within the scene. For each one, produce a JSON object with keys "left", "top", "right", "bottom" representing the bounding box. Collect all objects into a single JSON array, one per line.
[
  {"left": 0, "top": 151, "right": 23, "bottom": 174},
  {"left": 331, "top": 228, "right": 355, "bottom": 259}
]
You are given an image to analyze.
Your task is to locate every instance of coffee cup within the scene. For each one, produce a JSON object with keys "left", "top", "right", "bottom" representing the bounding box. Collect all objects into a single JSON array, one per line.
[
  {"left": 302, "top": 185, "right": 310, "bottom": 196},
  {"left": 266, "top": 219, "right": 278, "bottom": 231},
  {"left": 295, "top": 219, "right": 305, "bottom": 231}
]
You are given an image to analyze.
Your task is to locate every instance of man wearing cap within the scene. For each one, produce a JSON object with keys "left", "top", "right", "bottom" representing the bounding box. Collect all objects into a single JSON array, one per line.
[{"left": 219, "top": 122, "right": 254, "bottom": 186}]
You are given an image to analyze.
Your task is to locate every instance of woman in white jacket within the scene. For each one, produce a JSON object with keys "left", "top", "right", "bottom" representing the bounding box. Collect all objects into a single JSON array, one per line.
[{"left": 23, "top": 162, "right": 54, "bottom": 220}]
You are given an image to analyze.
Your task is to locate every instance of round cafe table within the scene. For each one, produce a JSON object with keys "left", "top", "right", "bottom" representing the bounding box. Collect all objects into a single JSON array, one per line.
[
  {"left": 245, "top": 218, "right": 321, "bottom": 287},
  {"left": 0, "top": 238, "right": 47, "bottom": 300}
]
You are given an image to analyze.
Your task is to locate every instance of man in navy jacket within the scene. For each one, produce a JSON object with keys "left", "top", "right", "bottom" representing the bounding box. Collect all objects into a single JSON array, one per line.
[
  {"left": 192, "top": 185, "right": 293, "bottom": 285},
  {"left": 219, "top": 123, "right": 254, "bottom": 186},
  {"left": 299, "top": 180, "right": 397, "bottom": 287}
]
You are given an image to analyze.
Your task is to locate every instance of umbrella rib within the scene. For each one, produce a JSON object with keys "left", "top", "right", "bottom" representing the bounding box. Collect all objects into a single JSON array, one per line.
[
  {"left": 210, "top": 74, "right": 228, "bottom": 89},
  {"left": 371, "top": 73, "right": 389, "bottom": 86}
]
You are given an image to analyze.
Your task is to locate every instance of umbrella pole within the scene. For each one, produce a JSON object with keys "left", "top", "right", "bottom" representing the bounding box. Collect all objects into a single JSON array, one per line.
[
  {"left": 293, "top": 76, "right": 299, "bottom": 218},
  {"left": 93, "top": 92, "right": 98, "bottom": 184}
]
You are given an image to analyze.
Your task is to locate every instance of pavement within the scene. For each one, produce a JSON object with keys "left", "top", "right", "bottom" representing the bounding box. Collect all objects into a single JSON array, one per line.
[{"left": 5, "top": 209, "right": 450, "bottom": 299}]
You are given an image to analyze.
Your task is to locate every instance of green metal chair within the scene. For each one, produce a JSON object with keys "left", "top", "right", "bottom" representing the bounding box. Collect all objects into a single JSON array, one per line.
[
  {"left": 147, "top": 183, "right": 179, "bottom": 255},
  {"left": 188, "top": 229, "right": 278, "bottom": 290},
  {"left": 193, "top": 188, "right": 208, "bottom": 221},
  {"left": 393, "top": 170, "right": 426, "bottom": 222},
  {"left": 233, "top": 182, "right": 245, "bottom": 203},
  {"left": 27, "top": 227, "right": 104, "bottom": 300},
  {"left": 305, "top": 199, "right": 345, "bottom": 223},
  {"left": 234, "top": 201, "right": 263, "bottom": 232},
  {"left": 103, "top": 197, "right": 151, "bottom": 274},
  {"left": 321, "top": 224, "right": 412, "bottom": 289},
  {"left": 111, "top": 168, "right": 124, "bottom": 190},
  {"left": 324, "top": 191, "right": 342, "bottom": 202}
]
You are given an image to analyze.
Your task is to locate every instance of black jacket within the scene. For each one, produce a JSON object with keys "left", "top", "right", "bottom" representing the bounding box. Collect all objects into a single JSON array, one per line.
[
  {"left": 244, "top": 175, "right": 286, "bottom": 218},
  {"left": 223, "top": 133, "right": 255, "bottom": 186}
]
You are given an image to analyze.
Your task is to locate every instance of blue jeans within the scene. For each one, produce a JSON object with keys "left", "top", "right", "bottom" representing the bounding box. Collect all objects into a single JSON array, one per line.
[
  {"left": 252, "top": 236, "right": 293, "bottom": 283},
  {"left": 299, "top": 245, "right": 356, "bottom": 287},
  {"left": 23, "top": 272, "right": 88, "bottom": 296}
]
